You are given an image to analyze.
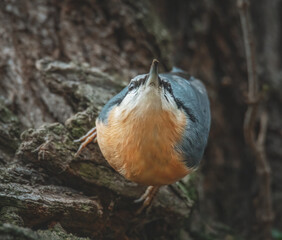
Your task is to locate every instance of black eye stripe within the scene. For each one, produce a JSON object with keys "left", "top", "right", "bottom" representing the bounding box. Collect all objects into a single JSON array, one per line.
[
  {"left": 173, "top": 97, "right": 197, "bottom": 123},
  {"left": 161, "top": 80, "right": 172, "bottom": 94},
  {"left": 160, "top": 79, "right": 197, "bottom": 123},
  {"left": 128, "top": 76, "right": 147, "bottom": 91},
  {"left": 128, "top": 81, "right": 137, "bottom": 90},
  {"left": 128, "top": 76, "right": 173, "bottom": 96}
]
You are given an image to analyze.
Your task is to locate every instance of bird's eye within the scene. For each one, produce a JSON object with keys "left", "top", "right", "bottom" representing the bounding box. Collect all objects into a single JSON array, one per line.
[
  {"left": 128, "top": 76, "right": 146, "bottom": 91},
  {"left": 128, "top": 81, "right": 137, "bottom": 91}
]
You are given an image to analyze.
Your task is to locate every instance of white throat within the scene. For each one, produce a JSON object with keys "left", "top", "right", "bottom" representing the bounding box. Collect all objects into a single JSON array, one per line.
[{"left": 120, "top": 86, "right": 162, "bottom": 116}]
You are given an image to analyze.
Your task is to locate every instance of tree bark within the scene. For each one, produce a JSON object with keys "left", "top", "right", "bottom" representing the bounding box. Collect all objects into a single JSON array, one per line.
[{"left": 1, "top": 0, "right": 282, "bottom": 239}]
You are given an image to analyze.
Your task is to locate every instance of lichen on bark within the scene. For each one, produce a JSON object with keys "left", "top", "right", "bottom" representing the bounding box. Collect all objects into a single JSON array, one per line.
[{"left": 1, "top": 58, "right": 195, "bottom": 239}]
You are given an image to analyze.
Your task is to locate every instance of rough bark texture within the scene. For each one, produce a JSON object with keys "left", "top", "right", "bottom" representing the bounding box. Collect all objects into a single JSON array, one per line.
[{"left": 0, "top": 0, "right": 282, "bottom": 240}]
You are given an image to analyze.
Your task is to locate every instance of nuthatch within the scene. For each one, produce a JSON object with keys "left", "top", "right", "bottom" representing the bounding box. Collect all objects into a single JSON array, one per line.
[{"left": 75, "top": 59, "right": 211, "bottom": 211}]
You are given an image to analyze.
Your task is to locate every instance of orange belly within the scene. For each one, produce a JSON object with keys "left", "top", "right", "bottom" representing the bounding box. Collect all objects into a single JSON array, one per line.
[{"left": 96, "top": 106, "right": 190, "bottom": 186}]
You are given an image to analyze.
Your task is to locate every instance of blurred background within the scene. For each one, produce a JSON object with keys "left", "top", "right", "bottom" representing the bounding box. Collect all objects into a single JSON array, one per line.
[{"left": 0, "top": 0, "right": 281, "bottom": 240}]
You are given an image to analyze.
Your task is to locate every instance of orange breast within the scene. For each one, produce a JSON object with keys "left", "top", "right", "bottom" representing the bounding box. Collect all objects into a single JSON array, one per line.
[{"left": 96, "top": 107, "right": 190, "bottom": 186}]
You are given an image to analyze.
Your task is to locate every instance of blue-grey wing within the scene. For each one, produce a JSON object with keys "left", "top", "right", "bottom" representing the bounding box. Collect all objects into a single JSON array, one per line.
[
  {"left": 161, "top": 70, "right": 211, "bottom": 168},
  {"left": 97, "top": 86, "right": 128, "bottom": 124}
]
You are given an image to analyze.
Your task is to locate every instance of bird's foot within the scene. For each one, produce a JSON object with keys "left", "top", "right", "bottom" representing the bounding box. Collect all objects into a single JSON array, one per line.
[
  {"left": 74, "top": 127, "right": 97, "bottom": 157},
  {"left": 134, "top": 186, "right": 160, "bottom": 214}
]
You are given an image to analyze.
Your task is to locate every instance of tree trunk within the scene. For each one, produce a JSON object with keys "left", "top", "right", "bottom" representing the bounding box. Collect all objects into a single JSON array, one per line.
[{"left": 1, "top": 0, "right": 282, "bottom": 239}]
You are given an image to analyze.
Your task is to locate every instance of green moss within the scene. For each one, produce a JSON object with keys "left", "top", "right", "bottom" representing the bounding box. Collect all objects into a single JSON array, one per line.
[
  {"left": 20, "top": 128, "right": 35, "bottom": 141},
  {"left": 65, "top": 108, "right": 97, "bottom": 139},
  {"left": 0, "top": 223, "right": 40, "bottom": 240},
  {"left": 272, "top": 229, "right": 282, "bottom": 240},
  {"left": 70, "top": 161, "right": 118, "bottom": 190},
  {"left": 143, "top": 10, "right": 172, "bottom": 60},
  {"left": 123, "top": 0, "right": 172, "bottom": 68},
  {"left": 176, "top": 173, "right": 198, "bottom": 203},
  {"left": 0, "top": 98, "right": 21, "bottom": 153},
  {"left": 47, "top": 123, "right": 65, "bottom": 135},
  {"left": 135, "top": 0, "right": 172, "bottom": 67},
  {"left": 78, "top": 162, "right": 99, "bottom": 180},
  {"left": 79, "top": 204, "right": 92, "bottom": 213},
  {"left": 0, "top": 105, "right": 18, "bottom": 124},
  {"left": 0, "top": 207, "right": 24, "bottom": 226}
]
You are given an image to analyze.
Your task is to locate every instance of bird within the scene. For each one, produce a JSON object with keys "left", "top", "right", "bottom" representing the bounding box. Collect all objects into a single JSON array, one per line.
[{"left": 75, "top": 59, "right": 211, "bottom": 212}]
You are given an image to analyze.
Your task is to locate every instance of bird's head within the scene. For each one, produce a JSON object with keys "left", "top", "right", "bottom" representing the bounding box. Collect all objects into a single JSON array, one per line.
[{"left": 119, "top": 59, "right": 178, "bottom": 115}]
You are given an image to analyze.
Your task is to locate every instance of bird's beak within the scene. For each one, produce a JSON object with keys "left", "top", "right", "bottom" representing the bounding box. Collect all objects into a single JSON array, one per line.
[{"left": 146, "top": 59, "right": 159, "bottom": 87}]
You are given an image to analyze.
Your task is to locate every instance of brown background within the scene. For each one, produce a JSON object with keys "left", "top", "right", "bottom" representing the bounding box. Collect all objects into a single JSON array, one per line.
[{"left": 0, "top": 0, "right": 281, "bottom": 239}]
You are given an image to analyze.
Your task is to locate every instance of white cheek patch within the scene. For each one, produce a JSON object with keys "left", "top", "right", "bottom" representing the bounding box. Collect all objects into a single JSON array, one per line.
[
  {"left": 120, "top": 91, "right": 138, "bottom": 109},
  {"left": 116, "top": 85, "right": 181, "bottom": 119},
  {"left": 120, "top": 86, "right": 161, "bottom": 110}
]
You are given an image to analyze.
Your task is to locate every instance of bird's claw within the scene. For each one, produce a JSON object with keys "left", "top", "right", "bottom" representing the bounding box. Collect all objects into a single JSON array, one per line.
[
  {"left": 74, "top": 127, "right": 97, "bottom": 156},
  {"left": 135, "top": 186, "right": 160, "bottom": 214}
]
